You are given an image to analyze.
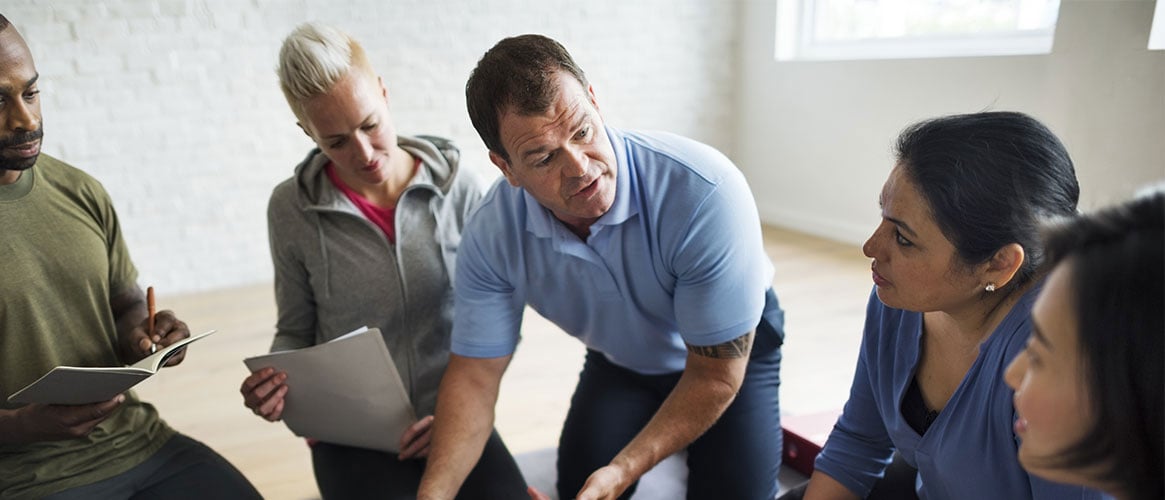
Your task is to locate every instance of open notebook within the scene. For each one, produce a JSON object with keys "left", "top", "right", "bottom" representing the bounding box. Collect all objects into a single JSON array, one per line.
[
  {"left": 8, "top": 330, "right": 217, "bottom": 405},
  {"left": 243, "top": 327, "right": 417, "bottom": 453}
]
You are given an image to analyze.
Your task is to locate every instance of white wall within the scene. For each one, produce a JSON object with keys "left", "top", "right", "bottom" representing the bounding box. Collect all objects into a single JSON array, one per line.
[
  {"left": 737, "top": 0, "right": 1165, "bottom": 246},
  {"left": 9, "top": 0, "right": 1163, "bottom": 292},
  {"left": 6, "top": 0, "right": 740, "bottom": 293}
]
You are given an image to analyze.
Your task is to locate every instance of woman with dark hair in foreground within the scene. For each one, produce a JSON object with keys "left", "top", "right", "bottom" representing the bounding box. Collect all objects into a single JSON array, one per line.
[{"left": 1006, "top": 190, "right": 1164, "bottom": 500}]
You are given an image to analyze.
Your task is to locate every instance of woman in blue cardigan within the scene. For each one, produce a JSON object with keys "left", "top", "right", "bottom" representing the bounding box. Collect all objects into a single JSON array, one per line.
[{"left": 804, "top": 112, "right": 1104, "bottom": 500}]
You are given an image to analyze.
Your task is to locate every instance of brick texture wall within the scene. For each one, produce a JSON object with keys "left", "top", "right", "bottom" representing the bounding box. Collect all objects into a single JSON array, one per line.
[{"left": 5, "top": 0, "right": 741, "bottom": 293}]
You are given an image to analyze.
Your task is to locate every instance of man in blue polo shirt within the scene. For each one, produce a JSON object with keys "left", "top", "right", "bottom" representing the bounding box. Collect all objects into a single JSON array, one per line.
[{"left": 419, "top": 34, "right": 786, "bottom": 500}]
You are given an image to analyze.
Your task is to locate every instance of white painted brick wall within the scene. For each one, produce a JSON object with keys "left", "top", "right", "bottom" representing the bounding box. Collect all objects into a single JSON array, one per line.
[{"left": 8, "top": 0, "right": 741, "bottom": 293}]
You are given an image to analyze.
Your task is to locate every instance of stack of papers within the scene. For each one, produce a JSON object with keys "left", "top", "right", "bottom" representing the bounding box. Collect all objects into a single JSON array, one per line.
[{"left": 244, "top": 327, "right": 417, "bottom": 453}]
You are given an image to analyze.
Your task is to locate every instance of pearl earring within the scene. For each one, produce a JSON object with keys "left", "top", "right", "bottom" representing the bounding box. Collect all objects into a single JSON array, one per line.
[{"left": 985, "top": 283, "right": 996, "bottom": 292}]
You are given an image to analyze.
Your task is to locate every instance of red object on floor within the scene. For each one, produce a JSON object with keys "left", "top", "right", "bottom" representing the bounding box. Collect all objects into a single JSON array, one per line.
[{"left": 782, "top": 409, "right": 843, "bottom": 477}]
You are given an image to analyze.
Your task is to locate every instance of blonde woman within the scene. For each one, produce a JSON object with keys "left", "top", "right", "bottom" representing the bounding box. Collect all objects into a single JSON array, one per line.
[{"left": 238, "top": 23, "right": 526, "bottom": 499}]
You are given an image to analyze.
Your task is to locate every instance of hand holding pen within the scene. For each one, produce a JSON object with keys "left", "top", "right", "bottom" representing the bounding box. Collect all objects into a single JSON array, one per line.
[{"left": 137, "top": 286, "right": 192, "bottom": 366}]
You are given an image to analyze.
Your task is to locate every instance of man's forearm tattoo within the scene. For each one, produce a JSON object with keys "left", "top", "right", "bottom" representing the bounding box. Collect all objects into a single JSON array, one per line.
[{"left": 686, "top": 332, "right": 752, "bottom": 359}]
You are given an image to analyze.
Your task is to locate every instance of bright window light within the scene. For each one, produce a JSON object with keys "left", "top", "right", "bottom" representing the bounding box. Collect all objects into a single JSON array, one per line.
[
  {"left": 1150, "top": 0, "right": 1163, "bottom": 50},
  {"left": 776, "top": 0, "right": 1062, "bottom": 61}
]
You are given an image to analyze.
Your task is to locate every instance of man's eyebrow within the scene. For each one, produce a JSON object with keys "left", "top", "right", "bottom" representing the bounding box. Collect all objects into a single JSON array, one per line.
[
  {"left": 0, "top": 73, "right": 39, "bottom": 95},
  {"left": 520, "top": 108, "right": 590, "bottom": 161},
  {"left": 521, "top": 143, "right": 551, "bottom": 161},
  {"left": 569, "top": 111, "right": 587, "bottom": 134}
]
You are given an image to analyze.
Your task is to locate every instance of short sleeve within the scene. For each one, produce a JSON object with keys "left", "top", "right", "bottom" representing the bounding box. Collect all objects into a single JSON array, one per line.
[
  {"left": 671, "top": 167, "right": 772, "bottom": 345},
  {"left": 450, "top": 216, "right": 525, "bottom": 358},
  {"left": 96, "top": 183, "right": 138, "bottom": 296}
]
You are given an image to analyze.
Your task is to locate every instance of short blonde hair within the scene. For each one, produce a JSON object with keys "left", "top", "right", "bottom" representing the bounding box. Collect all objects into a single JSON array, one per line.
[{"left": 277, "top": 22, "right": 374, "bottom": 120}]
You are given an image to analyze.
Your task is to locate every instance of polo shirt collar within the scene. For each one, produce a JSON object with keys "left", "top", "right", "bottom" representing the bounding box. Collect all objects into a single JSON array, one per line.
[{"left": 595, "top": 126, "right": 638, "bottom": 228}]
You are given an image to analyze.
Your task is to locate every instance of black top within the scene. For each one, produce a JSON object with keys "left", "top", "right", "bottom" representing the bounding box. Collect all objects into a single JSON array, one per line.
[{"left": 902, "top": 377, "right": 940, "bottom": 435}]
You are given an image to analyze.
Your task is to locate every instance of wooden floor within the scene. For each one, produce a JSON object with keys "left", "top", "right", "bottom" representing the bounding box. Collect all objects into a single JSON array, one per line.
[{"left": 134, "top": 225, "right": 872, "bottom": 499}]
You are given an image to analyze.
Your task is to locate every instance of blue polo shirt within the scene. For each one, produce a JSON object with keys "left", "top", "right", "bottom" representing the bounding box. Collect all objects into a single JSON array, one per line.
[{"left": 451, "top": 127, "right": 774, "bottom": 374}]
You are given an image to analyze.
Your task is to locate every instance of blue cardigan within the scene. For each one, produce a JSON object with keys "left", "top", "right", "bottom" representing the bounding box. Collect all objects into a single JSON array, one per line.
[{"left": 814, "top": 285, "right": 1103, "bottom": 499}]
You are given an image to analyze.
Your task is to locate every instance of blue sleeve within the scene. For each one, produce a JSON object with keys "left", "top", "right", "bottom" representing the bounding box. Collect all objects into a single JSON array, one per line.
[
  {"left": 671, "top": 166, "right": 772, "bottom": 345},
  {"left": 813, "top": 296, "right": 896, "bottom": 497},
  {"left": 450, "top": 215, "right": 524, "bottom": 358}
]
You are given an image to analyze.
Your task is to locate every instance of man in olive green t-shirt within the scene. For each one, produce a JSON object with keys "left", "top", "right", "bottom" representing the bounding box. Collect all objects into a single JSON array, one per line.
[{"left": 0, "top": 14, "right": 259, "bottom": 499}]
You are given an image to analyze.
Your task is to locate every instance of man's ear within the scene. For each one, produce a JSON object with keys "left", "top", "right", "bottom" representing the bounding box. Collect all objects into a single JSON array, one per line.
[
  {"left": 378, "top": 75, "right": 389, "bottom": 105},
  {"left": 983, "top": 243, "right": 1025, "bottom": 290},
  {"left": 587, "top": 84, "right": 600, "bottom": 113},
  {"left": 489, "top": 151, "right": 519, "bottom": 187}
]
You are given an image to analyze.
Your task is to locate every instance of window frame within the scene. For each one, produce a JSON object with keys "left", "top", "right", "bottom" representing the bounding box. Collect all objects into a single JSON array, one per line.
[{"left": 776, "top": 0, "right": 1061, "bottom": 62}]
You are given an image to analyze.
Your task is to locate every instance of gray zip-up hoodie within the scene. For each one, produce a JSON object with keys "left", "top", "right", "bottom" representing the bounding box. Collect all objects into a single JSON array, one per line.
[{"left": 266, "top": 135, "right": 485, "bottom": 417}]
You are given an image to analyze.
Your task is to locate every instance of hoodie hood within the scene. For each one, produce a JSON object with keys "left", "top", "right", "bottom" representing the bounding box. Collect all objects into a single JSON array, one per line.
[{"left": 266, "top": 134, "right": 487, "bottom": 417}]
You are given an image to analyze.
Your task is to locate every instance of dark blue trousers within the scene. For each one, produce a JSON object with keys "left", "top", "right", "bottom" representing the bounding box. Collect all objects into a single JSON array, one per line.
[
  {"left": 557, "top": 290, "right": 785, "bottom": 500},
  {"left": 311, "top": 429, "right": 526, "bottom": 499},
  {"left": 44, "top": 433, "right": 261, "bottom": 500}
]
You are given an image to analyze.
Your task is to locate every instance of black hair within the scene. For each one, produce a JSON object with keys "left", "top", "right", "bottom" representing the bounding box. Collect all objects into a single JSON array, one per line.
[
  {"left": 465, "top": 34, "right": 589, "bottom": 161},
  {"left": 895, "top": 111, "right": 1079, "bottom": 293},
  {"left": 1040, "top": 190, "right": 1165, "bottom": 500}
]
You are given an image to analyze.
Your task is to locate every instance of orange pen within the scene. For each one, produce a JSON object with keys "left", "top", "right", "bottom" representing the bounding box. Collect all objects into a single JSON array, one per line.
[{"left": 147, "top": 286, "right": 157, "bottom": 354}]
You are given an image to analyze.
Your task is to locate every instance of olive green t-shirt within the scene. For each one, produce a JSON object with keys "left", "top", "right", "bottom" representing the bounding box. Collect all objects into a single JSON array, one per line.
[{"left": 0, "top": 155, "right": 173, "bottom": 499}]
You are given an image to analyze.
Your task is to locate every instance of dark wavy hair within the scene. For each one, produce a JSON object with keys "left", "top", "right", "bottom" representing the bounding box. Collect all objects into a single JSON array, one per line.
[
  {"left": 1039, "top": 190, "right": 1164, "bottom": 500},
  {"left": 465, "top": 34, "right": 589, "bottom": 162},
  {"left": 895, "top": 111, "right": 1079, "bottom": 294}
]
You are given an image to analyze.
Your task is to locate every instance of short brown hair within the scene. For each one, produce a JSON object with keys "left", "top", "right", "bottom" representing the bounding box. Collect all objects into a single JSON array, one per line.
[{"left": 465, "top": 34, "right": 588, "bottom": 161}]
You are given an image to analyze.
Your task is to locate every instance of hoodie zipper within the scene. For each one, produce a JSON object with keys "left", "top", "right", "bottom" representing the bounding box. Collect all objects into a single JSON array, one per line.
[{"left": 306, "top": 184, "right": 428, "bottom": 408}]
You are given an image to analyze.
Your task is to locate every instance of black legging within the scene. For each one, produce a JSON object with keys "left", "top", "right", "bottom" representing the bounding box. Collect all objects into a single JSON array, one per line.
[{"left": 311, "top": 429, "right": 527, "bottom": 499}]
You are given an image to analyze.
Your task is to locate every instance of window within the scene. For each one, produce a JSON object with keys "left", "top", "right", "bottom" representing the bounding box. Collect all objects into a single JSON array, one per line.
[
  {"left": 1150, "top": 0, "right": 1163, "bottom": 50},
  {"left": 776, "top": 0, "right": 1062, "bottom": 61}
]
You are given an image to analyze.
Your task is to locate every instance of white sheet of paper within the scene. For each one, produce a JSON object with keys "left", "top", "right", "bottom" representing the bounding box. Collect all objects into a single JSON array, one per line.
[{"left": 243, "top": 327, "right": 417, "bottom": 453}]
